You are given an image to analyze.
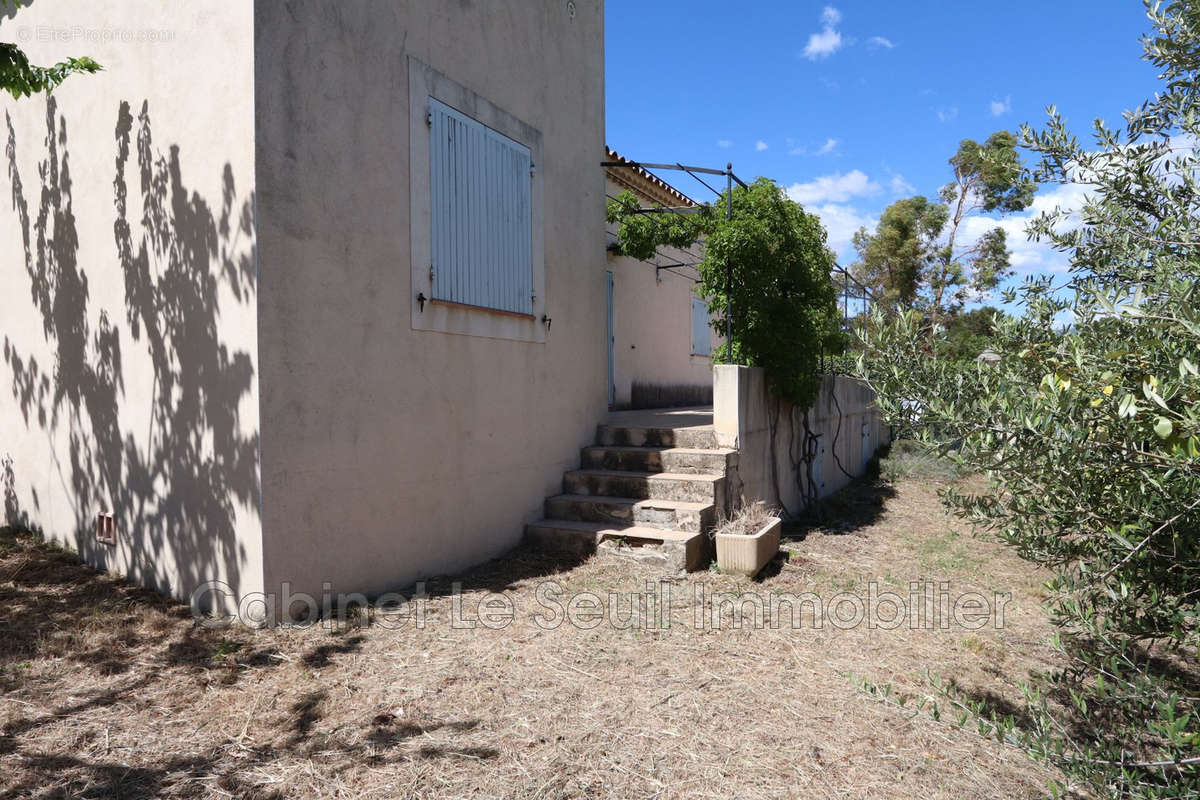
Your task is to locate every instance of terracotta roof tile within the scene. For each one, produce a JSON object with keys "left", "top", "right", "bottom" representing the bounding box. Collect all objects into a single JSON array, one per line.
[{"left": 604, "top": 146, "right": 698, "bottom": 208}]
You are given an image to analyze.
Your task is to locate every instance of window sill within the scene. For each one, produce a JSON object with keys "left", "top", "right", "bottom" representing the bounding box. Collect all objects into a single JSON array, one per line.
[{"left": 431, "top": 298, "right": 536, "bottom": 321}]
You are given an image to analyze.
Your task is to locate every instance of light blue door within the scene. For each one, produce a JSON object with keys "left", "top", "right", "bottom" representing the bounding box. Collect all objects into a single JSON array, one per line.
[{"left": 605, "top": 271, "right": 615, "bottom": 407}]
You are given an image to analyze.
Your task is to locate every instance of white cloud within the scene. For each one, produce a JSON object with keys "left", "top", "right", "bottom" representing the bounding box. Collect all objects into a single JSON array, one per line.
[
  {"left": 810, "top": 181, "right": 1096, "bottom": 271},
  {"left": 786, "top": 170, "right": 881, "bottom": 205},
  {"left": 804, "top": 6, "right": 843, "bottom": 60},
  {"left": 717, "top": 139, "right": 734, "bottom": 148},
  {"left": 755, "top": 140, "right": 769, "bottom": 152},
  {"left": 889, "top": 173, "right": 915, "bottom": 195},
  {"left": 990, "top": 96, "right": 1012, "bottom": 116},
  {"left": 953, "top": 183, "right": 1095, "bottom": 277},
  {"left": 937, "top": 107, "right": 959, "bottom": 123},
  {"left": 786, "top": 137, "right": 838, "bottom": 156},
  {"left": 1029, "top": 182, "right": 1093, "bottom": 218},
  {"left": 804, "top": 28, "right": 842, "bottom": 60},
  {"left": 868, "top": 36, "right": 895, "bottom": 48},
  {"left": 811, "top": 203, "right": 876, "bottom": 259}
]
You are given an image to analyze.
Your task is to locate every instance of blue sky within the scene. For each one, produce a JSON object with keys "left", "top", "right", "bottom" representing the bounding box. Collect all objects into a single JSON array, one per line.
[{"left": 605, "top": 0, "right": 1164, "bottom": 298}]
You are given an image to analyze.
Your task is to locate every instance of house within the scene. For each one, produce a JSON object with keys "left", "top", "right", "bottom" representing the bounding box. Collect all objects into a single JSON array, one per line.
[
  {"left": 602, "top": 148, "right": 719, "bottom": 410},
  {"left": 1, "top": 1, "right": 609, "bottom": 617}
]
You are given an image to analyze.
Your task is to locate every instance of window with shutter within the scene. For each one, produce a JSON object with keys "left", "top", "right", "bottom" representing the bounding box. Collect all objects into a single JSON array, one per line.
[
  {"left": 691, "top": 296, "right": 712, "bottom": 356},
  {"left": 429, "top": 98, "right": 533, "bottom": 315}
]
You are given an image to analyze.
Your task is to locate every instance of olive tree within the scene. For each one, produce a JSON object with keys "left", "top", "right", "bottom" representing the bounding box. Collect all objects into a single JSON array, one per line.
[{"left": 854, "top": 2, "right": 1200, "bottom": 796}]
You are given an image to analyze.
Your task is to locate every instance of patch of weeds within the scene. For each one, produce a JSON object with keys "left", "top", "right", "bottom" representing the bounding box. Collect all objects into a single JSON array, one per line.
[
  {"left": 879, "top": 572, "right": 904, "bottom": 588},
  {"left": 960, "top": 635, "right": 1005, "bottom": 661},
  {"left": 907, "top": 529, "right": 980, "bottom": 575},
  {"left": 210, "top": 638, "right": 243, "bottom": 662},
  {"left": 881, "top": 440, "right": 965, "bottom": 483}
]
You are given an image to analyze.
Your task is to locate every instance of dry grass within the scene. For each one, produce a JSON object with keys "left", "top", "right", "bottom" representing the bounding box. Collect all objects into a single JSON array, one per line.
[
  {"left": 0, "top": 475, "right": 1063, "bottom": 799},
  {"left": 711, "top": 501, "right": 778, "bottom": 537}
]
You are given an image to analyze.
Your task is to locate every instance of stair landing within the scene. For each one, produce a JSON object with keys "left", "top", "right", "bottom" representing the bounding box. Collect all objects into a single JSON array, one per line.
[{"left": 603, "top": 406, "right": 715, "bottom": 430}]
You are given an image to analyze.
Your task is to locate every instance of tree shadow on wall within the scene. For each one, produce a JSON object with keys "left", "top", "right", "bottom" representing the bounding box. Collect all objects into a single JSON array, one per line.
[{"left": 3, "top": 96, "right": 259, "bottom": 601}]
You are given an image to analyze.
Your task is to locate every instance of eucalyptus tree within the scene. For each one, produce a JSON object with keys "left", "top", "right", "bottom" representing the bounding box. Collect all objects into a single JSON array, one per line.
[
  {"left": 850, "top": 195, "right": 947, "bottom": 312},
  {"left": 851, "top": 132, "right": 1034, "bottom": 326},
  {"left": 928, "top": 131, "right": 1036, "bottom": 327}
]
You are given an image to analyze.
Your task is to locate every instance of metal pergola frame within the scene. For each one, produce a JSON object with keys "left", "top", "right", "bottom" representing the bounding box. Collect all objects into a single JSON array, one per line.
[
  {"left": 601, "top": 159, "right": 749, "bottom": 354},
  {"left": 605, "top": 158, "right": 879, "bottom": 367}
]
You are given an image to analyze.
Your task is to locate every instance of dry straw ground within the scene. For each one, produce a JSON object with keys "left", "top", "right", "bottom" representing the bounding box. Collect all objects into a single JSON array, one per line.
[{"left": 1, "top": 468, "right": 1063, "bottom": 798}]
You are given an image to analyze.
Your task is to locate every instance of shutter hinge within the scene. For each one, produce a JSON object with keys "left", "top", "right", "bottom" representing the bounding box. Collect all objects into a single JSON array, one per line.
[
  {"left": 429, "top": 264, "right": 435, "bottom": 284},
  {"left": 529, "top": 162, "right": 536, "bottom": 177},
  {"left": 425, "top": 107, "right": 433, "bottom": 127}
]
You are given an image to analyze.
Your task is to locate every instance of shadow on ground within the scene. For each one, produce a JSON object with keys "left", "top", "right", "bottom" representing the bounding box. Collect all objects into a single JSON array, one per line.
[
  {"left": 783, "top": 473, "right": 896, "bottom": 543},
  {"left": 0, "top": 522, "right": 517, "bottom": 798}
]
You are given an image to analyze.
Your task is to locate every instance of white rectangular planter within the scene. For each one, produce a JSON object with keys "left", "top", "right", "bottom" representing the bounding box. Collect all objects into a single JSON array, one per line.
[{"left": 715, "top": 517, "right": 781, "bottom": 577}]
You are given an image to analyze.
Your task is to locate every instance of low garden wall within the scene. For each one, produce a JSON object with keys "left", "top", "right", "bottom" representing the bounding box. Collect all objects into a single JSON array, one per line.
[{"left": 713, "top": 365, "right": 890, "bottom": 515}]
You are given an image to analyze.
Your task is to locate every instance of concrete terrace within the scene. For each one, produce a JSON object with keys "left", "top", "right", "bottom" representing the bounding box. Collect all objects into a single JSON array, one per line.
[{"left": 603, "top": 405, "right": 714, "bottom": 431}]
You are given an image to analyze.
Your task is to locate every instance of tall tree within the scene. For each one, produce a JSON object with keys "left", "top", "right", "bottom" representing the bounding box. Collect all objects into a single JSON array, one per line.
[
  {"left": 850, "top": 195, "right": 947, "bottom": 311},
  {"left": 851, "top": 131, "right": 1035, "bottom": 325},
  {"left": 930, "top": 131, "right": 1035, "bottom": 327},
  {"left": 0, "top": 1, "right": 100, "bottom": 99}
]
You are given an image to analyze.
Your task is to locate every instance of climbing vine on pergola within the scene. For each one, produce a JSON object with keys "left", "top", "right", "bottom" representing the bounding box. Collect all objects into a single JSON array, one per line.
[{"left": 607, "top": 177, "right": 839, "bottom": 410}]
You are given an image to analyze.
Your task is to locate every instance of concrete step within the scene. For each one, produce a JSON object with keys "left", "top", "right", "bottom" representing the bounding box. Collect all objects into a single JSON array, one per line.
[
  {"left": 581, "top": 445, "right": 736, "bottom": 475},
  {"left": 595, "top": 424, "right": 717, "bottom": 450},
  {"left": 545, "top": 494, "right": 717, "bottom": 533},
  {"left": 563, "top": 469, "right": 725, "bottom": 507},
  {"left": 524, "top": 519, "right": 710, "bottom": 571}
]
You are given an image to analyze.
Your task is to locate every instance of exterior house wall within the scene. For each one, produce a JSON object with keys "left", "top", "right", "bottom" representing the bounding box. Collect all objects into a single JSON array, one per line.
[
  {"left": 254, "top": 1, "right": 607, "bottom": 602},
  {"left": 714, "top": 366, "right": 890, "bottom": 515},
  {"left": 603, "top": 175, "right": 716, "bottom": 409},
  {"left": 0, "top": 2, "right": 262, "bottom": 605}
]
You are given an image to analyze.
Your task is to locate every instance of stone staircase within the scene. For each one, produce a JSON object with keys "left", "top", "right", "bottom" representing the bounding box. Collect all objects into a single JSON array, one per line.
[{"left": 525, "top": 412, "right": 737, "bottom": 571}]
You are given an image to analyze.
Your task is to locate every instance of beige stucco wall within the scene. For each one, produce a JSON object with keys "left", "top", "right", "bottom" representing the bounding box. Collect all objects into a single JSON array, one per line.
[
  {"left": 714, "top": 366, "right": 890, "bottom": 515},
  {"left": 0, "top": 2, "right": 262, "bottom": 605},
  {"left": 604, "top": 178, "right": 715, "bottom": 409},
  {"left": 254, "top": 1, "right": 607, "bottom": 602}
]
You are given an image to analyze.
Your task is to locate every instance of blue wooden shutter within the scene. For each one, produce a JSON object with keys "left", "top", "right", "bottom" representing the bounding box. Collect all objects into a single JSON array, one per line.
[
  {"left": 429, "top": 98, "right": 533, "bottom": 314},
  {"left": 691, "top": 297, "right": 712, "bottom": 356}
]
